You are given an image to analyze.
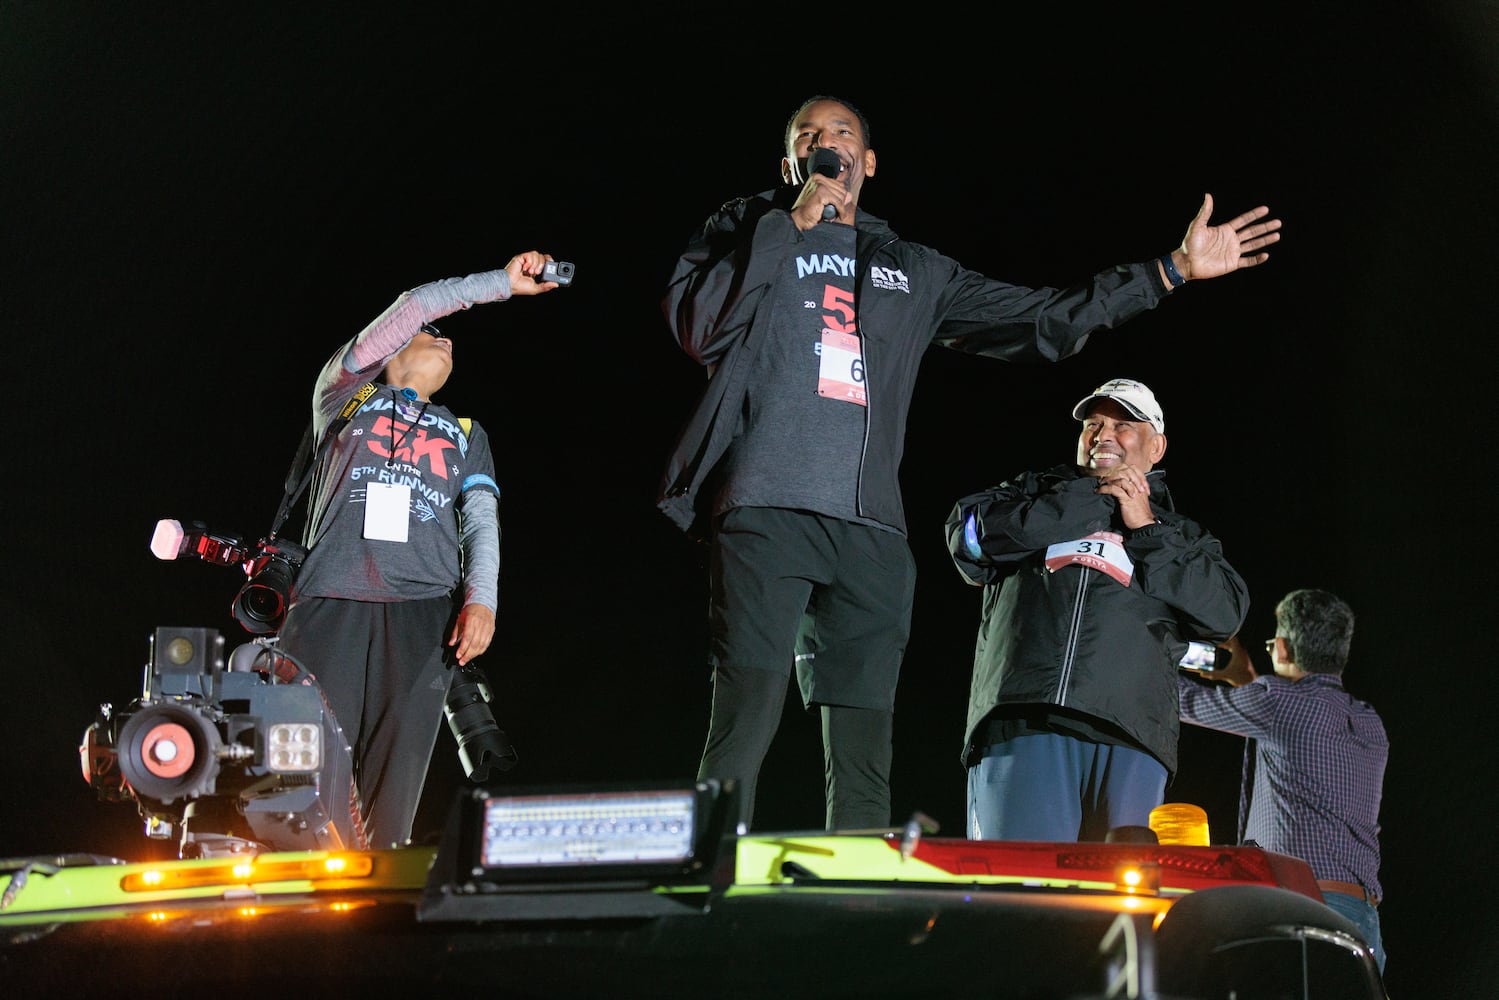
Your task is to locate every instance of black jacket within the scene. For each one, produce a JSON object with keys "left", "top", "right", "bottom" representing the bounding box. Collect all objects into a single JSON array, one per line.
[
  {"left": 658, "top": 187, "right": 1171, "bottom": 540},
  {"left": 946, "top": 465, "right": 1248, "bottom": 774}
]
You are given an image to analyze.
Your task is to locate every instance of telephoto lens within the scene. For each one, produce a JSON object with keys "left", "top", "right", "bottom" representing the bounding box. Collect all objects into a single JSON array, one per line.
[{"left": 443, "top": 666, "right": 518, "bottom": 781}]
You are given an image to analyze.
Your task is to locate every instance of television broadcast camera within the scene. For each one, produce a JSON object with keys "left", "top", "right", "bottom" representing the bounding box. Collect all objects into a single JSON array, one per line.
[
  {"left": 86, "top": 518, "right": 522, "bottom": 857},
  {"left": 81, "top": 625, "right": 519, "bottom": 858},
  {"left": 87, "top": 515, "right": 521, "bottom": 863},
  {"left": 79, "top": 627, "right": 362, "bottom": 857}
]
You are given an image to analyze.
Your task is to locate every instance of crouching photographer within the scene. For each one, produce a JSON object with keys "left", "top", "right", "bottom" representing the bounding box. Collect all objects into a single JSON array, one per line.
[{"left": 271, "top": 252, "right": 564, "bottom": 849}]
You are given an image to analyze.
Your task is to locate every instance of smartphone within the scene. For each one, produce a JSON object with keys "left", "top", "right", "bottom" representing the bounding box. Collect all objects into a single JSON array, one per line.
[
  {"left": 543, "top": 260, "right": 575, "bottom": 286},
  {"left": 1179, "top": 640, "right": 1230, "bottom": 671}
]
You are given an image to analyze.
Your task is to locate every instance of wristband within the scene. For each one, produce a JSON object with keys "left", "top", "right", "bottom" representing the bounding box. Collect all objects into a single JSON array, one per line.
[{"left": 1159, "top": 254, "right": 1186, "bottom": 288}]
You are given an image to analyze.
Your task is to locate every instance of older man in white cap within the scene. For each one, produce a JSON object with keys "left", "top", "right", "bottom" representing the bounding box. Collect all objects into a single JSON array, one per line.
[{"left": 945, "top": 378, "right": 1248, "bottom": 842}]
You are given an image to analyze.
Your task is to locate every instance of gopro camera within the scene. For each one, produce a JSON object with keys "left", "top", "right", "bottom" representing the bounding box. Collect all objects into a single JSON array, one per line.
[{"left": 543, "top": 260, "right": 575, "bottom": 286}]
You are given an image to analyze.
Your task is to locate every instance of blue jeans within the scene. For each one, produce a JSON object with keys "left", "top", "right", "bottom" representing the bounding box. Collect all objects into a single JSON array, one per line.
[
  {"left": 1320, "top": 889, "right": 1387, "bottom": 975},
  {"left": 966, "top": 732, "right": 1167, "bottom": 842}
]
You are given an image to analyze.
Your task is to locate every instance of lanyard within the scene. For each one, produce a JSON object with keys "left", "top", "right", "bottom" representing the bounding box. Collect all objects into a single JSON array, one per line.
[{"left": 388, "top": 387, "right": 430, "bottom": 468}]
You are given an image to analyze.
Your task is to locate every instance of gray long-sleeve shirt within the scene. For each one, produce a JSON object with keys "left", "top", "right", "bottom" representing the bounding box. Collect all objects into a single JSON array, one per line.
[{"left": 294, "top": 271, "right": 510, "bottom": 610}]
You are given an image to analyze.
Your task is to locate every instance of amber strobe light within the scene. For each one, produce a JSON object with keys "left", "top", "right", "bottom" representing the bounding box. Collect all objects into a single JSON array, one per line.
[{"left": 1149, "top": 803, "right": 1211, "bottom": 846}]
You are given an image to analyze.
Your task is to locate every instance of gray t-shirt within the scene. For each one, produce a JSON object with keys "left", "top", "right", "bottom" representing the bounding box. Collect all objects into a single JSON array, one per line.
[
  {"left": 294, "top": 385, "right": 499, "bottom": 604},
  {"left": 713, "top": 220, "right": 888, "bottom": 528}
]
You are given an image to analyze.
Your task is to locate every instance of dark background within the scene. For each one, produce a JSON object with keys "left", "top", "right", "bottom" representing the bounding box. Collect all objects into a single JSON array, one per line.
[{"left": 3, "top": 4, "right": 1493, "bottom": 994}]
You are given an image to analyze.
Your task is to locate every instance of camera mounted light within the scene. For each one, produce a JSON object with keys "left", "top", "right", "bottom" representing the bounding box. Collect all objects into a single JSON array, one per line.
[
  {"left": 150, "top": 518, "right": 251, "bottom": 568},
  {"left": 265, "top": 722, "right": 322, "bottom": 773},
  {"left": 149, "top": 626, "right": 224, "bottom": 698}
]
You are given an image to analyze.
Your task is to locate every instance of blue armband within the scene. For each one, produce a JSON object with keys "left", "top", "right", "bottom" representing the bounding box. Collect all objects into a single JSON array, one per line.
[{"left": 462, "top": 473, "right": 500, "bottom": 497}]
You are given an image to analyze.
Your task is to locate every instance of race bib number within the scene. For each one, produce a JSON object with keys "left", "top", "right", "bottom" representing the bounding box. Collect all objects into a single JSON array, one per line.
[
  {"left": 1044, "top": 531, "right": 1132, "bottom": 586},
  {"left": 364, "top": 481, "right": 411, "bottom": 542},
  {"left": 816, "top": 330, "right": 866, "bottom": 406}
]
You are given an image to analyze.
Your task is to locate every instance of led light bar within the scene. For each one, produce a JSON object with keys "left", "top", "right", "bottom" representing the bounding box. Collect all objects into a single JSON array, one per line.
[
  {"left": 417, "top": 781, "right": 740, "bottom": 922},
  {"left": 480, "top": 789, "right": 697, "bottom": 868},
  {"left": 120, "top": 852, "right": 374, "bottom": 893}
]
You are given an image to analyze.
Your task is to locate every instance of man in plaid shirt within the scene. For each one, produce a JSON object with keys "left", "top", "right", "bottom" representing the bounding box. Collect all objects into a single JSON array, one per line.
[{"left": 1179, "top": 588, "right": 1388, "bottom": 975}]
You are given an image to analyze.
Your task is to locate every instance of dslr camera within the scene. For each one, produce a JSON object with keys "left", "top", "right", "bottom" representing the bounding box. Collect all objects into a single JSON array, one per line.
[{"left": 151, "top": 518, "right": 305, "bottom": 635}]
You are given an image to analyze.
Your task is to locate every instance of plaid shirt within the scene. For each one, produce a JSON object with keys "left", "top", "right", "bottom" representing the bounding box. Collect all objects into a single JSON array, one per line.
[{"left": 1178, "top": 671, "right": 1388, "bottom": 900}]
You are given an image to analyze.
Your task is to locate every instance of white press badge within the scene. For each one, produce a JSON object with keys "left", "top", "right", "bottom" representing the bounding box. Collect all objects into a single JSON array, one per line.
[
  {"left": 817, "top": 330, "right": 867, "bottom": 406},
  {"left": 364, "top": 481, "right": 411, "bottom": 542},
  {"left": 1044, "top": 531, "right": 1133, "bottom": 586}
]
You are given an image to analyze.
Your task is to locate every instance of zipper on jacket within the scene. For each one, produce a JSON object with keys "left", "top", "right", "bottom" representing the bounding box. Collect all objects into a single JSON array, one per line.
[
  {"left": 1055, "top": 574, "right": 1090, "bottom": 705},
  {"left": 853, "top": 232, "right": 902, "bottom": 520}
]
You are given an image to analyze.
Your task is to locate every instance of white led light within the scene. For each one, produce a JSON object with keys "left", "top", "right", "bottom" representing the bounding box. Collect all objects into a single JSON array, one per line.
[
  {"left": 480, "top": 790, "right": 697, "bottom": 868},
  {"left": 266, "top": 723, "right": 321, "bottom": 772}
]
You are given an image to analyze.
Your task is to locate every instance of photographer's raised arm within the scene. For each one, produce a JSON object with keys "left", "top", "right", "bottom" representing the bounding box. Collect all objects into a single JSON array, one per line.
[{"left": 306, "top": 254, "right": 563, "bottom": 428}]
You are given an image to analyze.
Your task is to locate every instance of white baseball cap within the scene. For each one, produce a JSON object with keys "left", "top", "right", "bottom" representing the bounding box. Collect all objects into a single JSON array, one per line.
[{"left": 1071, "top": 378, "right": 1165, "bottom": 433}]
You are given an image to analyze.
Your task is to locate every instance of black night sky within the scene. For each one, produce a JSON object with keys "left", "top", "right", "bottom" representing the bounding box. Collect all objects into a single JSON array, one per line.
[{"left": 4, "top": 5, "right": 1495, "bottom": 993}]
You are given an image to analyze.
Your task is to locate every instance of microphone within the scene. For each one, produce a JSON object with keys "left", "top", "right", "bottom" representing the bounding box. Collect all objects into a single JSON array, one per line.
[{"left": 807, "top": 148, "right": 841, "bottom": 222}]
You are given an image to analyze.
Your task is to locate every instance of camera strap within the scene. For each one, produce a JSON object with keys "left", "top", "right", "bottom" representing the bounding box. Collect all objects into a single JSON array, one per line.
[{"left": 269, "top": 381, "right": 378, "bottom": 540}]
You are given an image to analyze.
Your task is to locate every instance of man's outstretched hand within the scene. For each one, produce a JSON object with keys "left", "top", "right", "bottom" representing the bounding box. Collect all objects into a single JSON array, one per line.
[{"left": 1176, "top": 193, "right": 1283, "bottom": 280}]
